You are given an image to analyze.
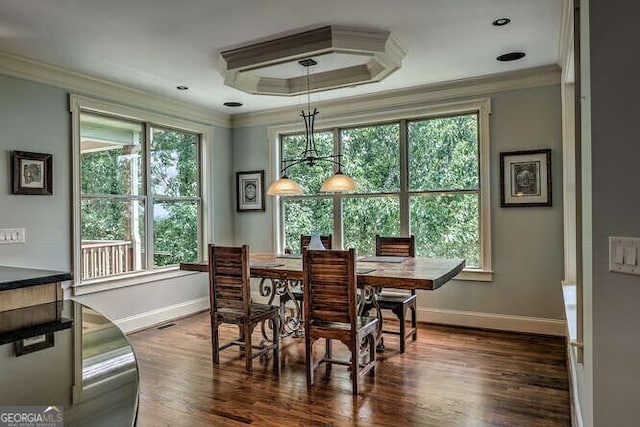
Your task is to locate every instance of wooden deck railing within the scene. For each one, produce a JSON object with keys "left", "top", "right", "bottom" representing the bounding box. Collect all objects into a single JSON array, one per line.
[{"left": 81, "top": 240, "right": 134, "bottom": 280}]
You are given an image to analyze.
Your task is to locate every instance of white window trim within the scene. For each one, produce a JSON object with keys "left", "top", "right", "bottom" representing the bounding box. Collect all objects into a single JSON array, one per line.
[
  {"left": 268, "top": 97, "right": 493, "bottom": 281},
  {"left": 69, "top": 94, "right": 214, "bottom": 293}
]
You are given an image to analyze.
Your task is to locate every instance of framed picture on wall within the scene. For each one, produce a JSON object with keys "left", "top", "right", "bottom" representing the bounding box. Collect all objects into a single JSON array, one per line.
[
  {"left": 236, "top": 170, "right": 265, "bottom": 212},
  {"left": 500, "top": 149, "right": 552, "bottom": 207},
  {"left": 11, "top": 151, "right": 53, "bottom": 195}
]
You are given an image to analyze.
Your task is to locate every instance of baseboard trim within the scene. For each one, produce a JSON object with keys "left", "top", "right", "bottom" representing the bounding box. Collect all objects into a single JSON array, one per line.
[
  {"left": 115, "top": 298, "right": 566, "bottom": 336},
  {"left": 116, "top": 297, "right": 209, "bottom": 334},
  {"left": 567, "top": 345, "right": 584, "bottom": 427},
  {"left": 417, "top": 307, "right": 567, "bottom": 336}
]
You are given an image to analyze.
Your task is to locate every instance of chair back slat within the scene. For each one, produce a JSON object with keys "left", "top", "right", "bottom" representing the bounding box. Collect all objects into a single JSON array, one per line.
[
  {"left": 208, "top": 245, "right": 250, "bottom": 312},
  {"left": 303, "top": 248, "right": 356, "bottom": 325},
  {"left": 375, "top": 235, "right": 415, "bottom": 257},
  {"left": 300, "top": 234, "right": 333, "bottom": 250}
]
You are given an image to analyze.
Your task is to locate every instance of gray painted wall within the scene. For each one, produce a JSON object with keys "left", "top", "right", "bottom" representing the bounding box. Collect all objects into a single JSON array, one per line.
[
  {"left": 0, "top": 74, "right": 233, "bottom": 323},
  {"left": 589, "top": 0, "right": 640, "bottom": 425},
  {"left": 211, "top": 126, "right": 235, "bottom": 245},
  {"left": 232, "top": 85, "right": 565, "bottom": 321},
  {"left": 0, "top": 75, "right": 71, "bottom": 271},
  {"left": 232, "top": 126, "right": 274, "bottom": 252}
]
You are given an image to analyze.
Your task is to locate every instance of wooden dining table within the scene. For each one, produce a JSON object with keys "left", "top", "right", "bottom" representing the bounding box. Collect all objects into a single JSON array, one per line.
[
  {"left": 181, "top": 253, "right": 465, "bottom": 347},
  {"left": 180, "top": 253, "right": 465, "bottom": 291}
]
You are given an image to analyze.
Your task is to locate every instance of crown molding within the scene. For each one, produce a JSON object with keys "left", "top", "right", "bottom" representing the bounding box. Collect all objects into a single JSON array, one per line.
[
  {"left": 0, "top": 51, "right": 231, "bottom": 127},
  {"left": 231, "top": 64, "right": 561, "bottom": 128}
]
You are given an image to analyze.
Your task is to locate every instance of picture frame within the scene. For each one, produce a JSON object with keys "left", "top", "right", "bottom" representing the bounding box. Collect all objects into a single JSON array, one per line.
[
  {"left": 500, "top": 149, "right": 552, "bottom": 207},
  {"left": 236, "top": 170, "right": 265, "bottom": 212},
  {"left": 11, "top": 150, "right": 53, "bottom": 195},
  {"left": 15, "top": 333, "right": 55, "bottom": 357}
]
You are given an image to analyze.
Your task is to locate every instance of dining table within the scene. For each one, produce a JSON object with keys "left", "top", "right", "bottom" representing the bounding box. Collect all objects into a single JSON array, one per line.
[
  {"left": 181, "top": 252, "right": 464, "bottom": 346},
  {"left": 180, "top": 253, "right": 465, "bottom": 290}
]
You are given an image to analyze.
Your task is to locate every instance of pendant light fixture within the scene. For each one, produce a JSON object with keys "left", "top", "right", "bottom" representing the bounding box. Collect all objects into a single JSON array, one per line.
[{"left": 267, "top": 59, "right": 357, "bottom": 196}]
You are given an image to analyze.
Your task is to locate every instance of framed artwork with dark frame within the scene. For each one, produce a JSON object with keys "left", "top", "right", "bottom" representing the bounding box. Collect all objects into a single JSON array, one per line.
[
  {"left": 500, "top": 149, "right": 552, "bottom": 207},
  {"left": 11, "top": 150, "right": 53, "bottom": 195},
  {"left": 236, "top": 170, "right": 265, "bottom": 212},
  {"left": 15, "top": 333, "right": 55, "bottom": 357}
]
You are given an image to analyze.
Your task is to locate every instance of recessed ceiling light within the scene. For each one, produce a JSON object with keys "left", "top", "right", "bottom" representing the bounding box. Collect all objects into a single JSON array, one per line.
[
  {"left": 176, "top": 85, "right": 189, "bottom": 90},
  {"left": 492, "top": 18, "right": 511, "bottom": 26},
  {"left": 496, "top": 51, "right": 526, "bottom": 62},
  {"left": 223, "top": 101, "right": 243, "bottom": 107}
]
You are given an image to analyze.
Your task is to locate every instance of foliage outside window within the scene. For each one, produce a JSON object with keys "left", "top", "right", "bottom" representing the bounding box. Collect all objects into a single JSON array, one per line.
[
  {"left": 79, "top": 112, "right": 201, "bottom": 282},
  {"left": 278, "top": 109, "right": 484, "bottom": 269}
]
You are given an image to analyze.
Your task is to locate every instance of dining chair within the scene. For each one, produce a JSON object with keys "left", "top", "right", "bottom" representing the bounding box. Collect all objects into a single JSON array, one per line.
[
  {"left": 375, "top": 235, "right": 417, "bottom": 353},
  {"left": 303, "top": 247, "right": 378, "bottom": 395},
  {"left": 208, "top": 244, "right": 280, "bottom": 373}
]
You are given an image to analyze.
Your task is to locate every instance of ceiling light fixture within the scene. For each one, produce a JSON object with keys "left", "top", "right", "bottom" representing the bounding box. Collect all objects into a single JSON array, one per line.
[
  {"left": 492, "top": 18, "right": 511, "bottom": 26},
  {"left": 176, "top": 85, "right": 189, "bottom": 90},
  {"left": 267, "top": 59, "right": 357, "bottom": 196},
  {"left": 223, "top": 101, "right": 243, "bottom": 107},
  {"left": 496, "top": 51, "right": 526, "bottom": 61}
]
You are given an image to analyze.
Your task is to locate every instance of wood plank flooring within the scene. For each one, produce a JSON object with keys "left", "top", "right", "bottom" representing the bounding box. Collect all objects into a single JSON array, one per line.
[{"left": 127, "top": 313, "right": 570, "bottom": 426}]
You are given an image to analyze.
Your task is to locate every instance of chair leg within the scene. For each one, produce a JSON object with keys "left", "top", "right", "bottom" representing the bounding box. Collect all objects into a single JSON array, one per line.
[
  {"left": 244, "top": 324, "right": 253, "bottom": 372},
  {"left": 238, "top": 325, "right": 245, "bottom": 352},
  {"left": 352, "top": 339, "right": 360, "bottom": 395},
  {"left": 369, "top": 333, "right": 376, "bottom": 377},
  {"left": 399, "top": 303, "right": 407, "bottom": 354},
  {"left": 211, "top": 314, "right": 220, "bottom": 365},
  {"left": 325, "top": 338, "right": 332, "bottom": 377},
  {"left": 411, "top": 300, "right": 418, "bottom": 341},
  {"left": 272, "top": 316, "right": 280, "bottom": 375},
  {"left": 306, "top": 335, "right": 314, "bottom": 387}
]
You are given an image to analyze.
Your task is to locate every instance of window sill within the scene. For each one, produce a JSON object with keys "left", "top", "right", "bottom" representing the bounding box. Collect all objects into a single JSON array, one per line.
[
  {"left": 72, "top": 267, "right": 201, "bottom": 296},
  {"left": 454, "top": 268, "right": 493, "bottom": 282}
]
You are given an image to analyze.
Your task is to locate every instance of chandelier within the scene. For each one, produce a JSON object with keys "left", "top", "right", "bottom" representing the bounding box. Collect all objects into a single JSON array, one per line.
[{"left": 266, "top": 59, "right": 357, "bottom": 196}]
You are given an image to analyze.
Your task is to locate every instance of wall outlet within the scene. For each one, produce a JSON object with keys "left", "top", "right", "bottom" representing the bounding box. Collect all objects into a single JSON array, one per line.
[
  {"left": 609, "top": 236, "right": 640, "bottom": 275},
  {"left": 0, "top": 228, "right": 25, "bottom": 244}
]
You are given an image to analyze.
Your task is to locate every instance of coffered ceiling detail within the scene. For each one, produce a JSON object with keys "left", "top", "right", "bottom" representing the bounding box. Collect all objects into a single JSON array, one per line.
[{"left": 218, "top": 26, "right": 406, "bottom": 96}]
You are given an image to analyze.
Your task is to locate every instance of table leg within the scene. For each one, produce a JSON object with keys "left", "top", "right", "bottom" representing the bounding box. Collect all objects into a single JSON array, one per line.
[
  {"left": 358, "top": 285, "right": 384, "bottom": 351},
  {"left": 258, "top": 278, "right": 304, "bottom": 341}
]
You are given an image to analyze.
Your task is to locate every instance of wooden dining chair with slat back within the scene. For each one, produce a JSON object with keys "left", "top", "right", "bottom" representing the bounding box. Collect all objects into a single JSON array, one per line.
[
  {"left": 303, "top": 248, "right": 378, "bottom": 395},
  {"left": 375, "top": 235, "right": 417, "bottom": 353},
  {"left": 208, "top": 244, "right": 280, "bottom": 373}
]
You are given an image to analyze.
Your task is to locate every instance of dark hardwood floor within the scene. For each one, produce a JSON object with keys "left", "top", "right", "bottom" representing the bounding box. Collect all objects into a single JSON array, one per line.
[{"left": 127, "top": 312, "right": 570, "bottom": 426}]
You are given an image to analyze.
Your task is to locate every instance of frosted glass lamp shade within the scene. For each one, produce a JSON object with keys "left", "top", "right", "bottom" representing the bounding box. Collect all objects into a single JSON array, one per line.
[
  {"left": 267, "top": 176, "right": 303, "bottom": 195},
  {"left": 320, "top": 172, "right": 357, "bottom": 193}
]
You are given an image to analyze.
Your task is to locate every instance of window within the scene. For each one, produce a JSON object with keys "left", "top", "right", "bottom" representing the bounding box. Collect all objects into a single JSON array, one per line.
[
  {"left": 408, "top": 114, "right": 480, "bottom": 266},
  {"left": 274, "top": 99, "right": 491, "bottom": 278},
  {"left": 341, "top": 123, "right": 401, "bottom": 255},
  {"left": 71, "top": 96, "right": 210, "bottom": 288}
]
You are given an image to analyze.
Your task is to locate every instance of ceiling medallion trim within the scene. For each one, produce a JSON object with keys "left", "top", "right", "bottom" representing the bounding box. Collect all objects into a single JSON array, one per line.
[{"left": 219, "top": 25, "right": 406, "bottom": 96}]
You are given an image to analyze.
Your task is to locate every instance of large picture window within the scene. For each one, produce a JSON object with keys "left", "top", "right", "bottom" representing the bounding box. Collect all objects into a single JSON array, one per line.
[
  {"left": 72, "top": 96, "right": 208, "bottom": 287},
  {"left": 274, "top": 99, "right": 491, "bottom": 277}
]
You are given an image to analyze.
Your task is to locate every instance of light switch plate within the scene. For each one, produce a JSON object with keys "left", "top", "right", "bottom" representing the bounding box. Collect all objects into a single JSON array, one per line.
[
  {"left": 0, "top": 228, "right": 25, "bottom": 244},
  {"left": 609, "top": 236, "right": 640, "bottom": 275}
]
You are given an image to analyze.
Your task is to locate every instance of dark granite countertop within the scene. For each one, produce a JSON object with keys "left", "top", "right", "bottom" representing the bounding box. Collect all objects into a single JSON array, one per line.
[{"left": 0, "top": 266, "right": 73, "bottom": 291}]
